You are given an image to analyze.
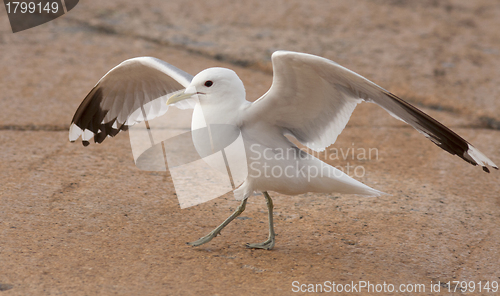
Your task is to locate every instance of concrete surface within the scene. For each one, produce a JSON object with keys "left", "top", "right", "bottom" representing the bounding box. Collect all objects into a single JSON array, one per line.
[{"left": 1, "top": 1, "right": 499, "bottom": 295}]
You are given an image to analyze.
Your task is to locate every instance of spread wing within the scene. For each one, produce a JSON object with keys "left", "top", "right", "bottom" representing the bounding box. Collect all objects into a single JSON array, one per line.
[
  {"left": 69, "top": 57, "right": 195, "bottom": 146},
  {"left": 246, "top": 51, "right": 497, "bottom": 173}
]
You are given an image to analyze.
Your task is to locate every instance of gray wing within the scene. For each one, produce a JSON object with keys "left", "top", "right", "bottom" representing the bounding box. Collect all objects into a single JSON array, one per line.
[
  {"left": 246, "top": 51, "right": 497, "bottom": 173},
  {"left": 69, "top": 57, "right": 194, "bottom": 146}
]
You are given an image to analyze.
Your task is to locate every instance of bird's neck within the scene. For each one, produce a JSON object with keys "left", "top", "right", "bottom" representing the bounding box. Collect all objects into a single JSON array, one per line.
[{"left": 192, "top": 100, "right": 247, "bottom": 131}]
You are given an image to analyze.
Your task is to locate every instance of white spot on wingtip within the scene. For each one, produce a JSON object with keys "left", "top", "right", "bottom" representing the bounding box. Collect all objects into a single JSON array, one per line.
[
  {"left": 467, "top": 144, "right": 498, "bottom": 170},
  {"left": 69, "top": 124, "right": 82, "bottom": 141},
  {"left": 82, "top": 129, "right": 94, "bottom": 141}
]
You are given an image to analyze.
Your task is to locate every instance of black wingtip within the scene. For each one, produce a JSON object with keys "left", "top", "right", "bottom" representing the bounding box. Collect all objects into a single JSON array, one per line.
[
  {"left": 94, "top": 132, "right": 106, "bottom": 144},
  {"left": 82, "top": 140, "right": 90, "bottom": 147},
  {"left": 482, "top": 166, "right": 490, "bottom": 173}
]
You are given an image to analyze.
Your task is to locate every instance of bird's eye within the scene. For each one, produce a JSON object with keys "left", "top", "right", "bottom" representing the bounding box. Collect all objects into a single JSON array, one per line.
[{"left": 204, "top": 80, "right": 213, "bottom": 87}]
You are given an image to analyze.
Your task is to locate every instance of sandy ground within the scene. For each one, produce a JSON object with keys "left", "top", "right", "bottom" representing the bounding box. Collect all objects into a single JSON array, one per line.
[{"left": 1, "top": 1, "right": 499, "bottom": 295}]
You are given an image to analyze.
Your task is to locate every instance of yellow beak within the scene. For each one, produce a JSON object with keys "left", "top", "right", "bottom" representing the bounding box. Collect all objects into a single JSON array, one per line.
[{"left": 166, "top": 91, "right": 196, "bottom": 105}]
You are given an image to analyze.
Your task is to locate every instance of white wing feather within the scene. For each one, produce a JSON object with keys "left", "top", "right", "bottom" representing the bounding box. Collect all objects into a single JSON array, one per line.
[
  {"left": 247, "top": 51, "right": 497, "bottom": 172},
  {"left": 69, "top": 57, "right": 194, "bottom": 145}
]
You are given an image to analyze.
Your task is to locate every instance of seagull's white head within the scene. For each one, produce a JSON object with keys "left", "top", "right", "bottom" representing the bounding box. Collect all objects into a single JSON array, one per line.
[{"left": 167, "top": 67, "right": 246, "bottom": 106}]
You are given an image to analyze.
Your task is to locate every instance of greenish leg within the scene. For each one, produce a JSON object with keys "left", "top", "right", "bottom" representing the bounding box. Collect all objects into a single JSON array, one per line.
[
  {"left": 246, "top": 191, "right": 275, "bottom": 250},
  {"left": 187, "top": 198, "right": 248, "bottom": 247}
]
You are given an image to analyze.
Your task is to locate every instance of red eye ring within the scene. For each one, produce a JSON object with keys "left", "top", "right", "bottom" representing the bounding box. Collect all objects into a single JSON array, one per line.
[{"left": 204, "top": 80, "right": 213, "bottom": 87}]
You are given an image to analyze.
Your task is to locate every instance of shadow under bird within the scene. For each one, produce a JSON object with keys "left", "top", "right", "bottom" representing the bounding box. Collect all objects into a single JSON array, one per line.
[{"left": 69, "top": 51, "right": 498, "bottom": 250}]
